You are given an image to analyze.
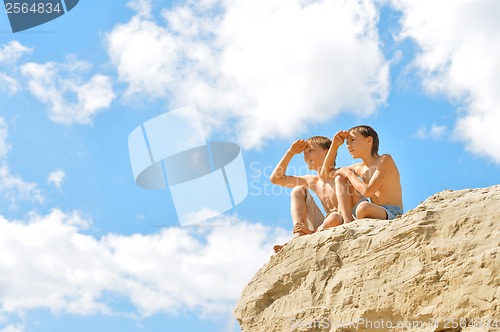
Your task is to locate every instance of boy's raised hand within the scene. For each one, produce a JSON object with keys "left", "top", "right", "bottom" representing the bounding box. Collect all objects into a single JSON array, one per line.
[
  {"left": 289, "top": 139, "right": 309, "bottom": 155},
  {"left": 332, "top": 130, "right": 349, "bottom": 148}
]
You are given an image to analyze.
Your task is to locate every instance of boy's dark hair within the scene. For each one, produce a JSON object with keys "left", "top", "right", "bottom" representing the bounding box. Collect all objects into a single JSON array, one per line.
[
  {"left": 349, "top": 125, "right": 379, "bottom": 156},
  {"left": 305, "top": 136, "right": 335, "bottom": 167}
]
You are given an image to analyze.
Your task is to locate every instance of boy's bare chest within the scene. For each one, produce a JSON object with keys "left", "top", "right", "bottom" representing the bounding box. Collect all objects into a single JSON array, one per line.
[{"left": 309, "top": 178, "right": 335, "bottom": 199}]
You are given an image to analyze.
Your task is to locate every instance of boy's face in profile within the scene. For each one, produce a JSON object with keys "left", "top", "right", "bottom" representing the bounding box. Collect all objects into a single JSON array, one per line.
[
  {"left": 346, "top": 131, "right": 371, "bottom": 159},
  {"left": 303, "top": 142, "right": 327, "bottom": 170}
]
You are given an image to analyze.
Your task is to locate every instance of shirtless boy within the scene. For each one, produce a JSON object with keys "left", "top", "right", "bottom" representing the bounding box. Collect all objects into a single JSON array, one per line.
[
  {"left": 270, "top": 136, "right": 344, "bottom": 253},
  {"left": 334, "top": 125, "right": 403, "bottom": 220}
]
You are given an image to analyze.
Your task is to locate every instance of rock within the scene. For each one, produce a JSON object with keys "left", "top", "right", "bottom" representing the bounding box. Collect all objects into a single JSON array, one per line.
[{"left": 234, "top": 185, "right": 500, "bottom": 331}]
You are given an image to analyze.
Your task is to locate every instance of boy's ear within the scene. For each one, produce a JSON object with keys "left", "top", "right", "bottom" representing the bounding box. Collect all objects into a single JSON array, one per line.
[{"left": 366, "top": 136, "right": 373, "bottom": 145}]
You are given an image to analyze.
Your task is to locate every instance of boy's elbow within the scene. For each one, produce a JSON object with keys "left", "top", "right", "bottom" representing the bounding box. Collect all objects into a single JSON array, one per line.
[
  {"left": 270, "top": 174, "right": 279, "bottom": 184},
  {"left": 362, "top": 188, "right": 375, "bottom": 198}
]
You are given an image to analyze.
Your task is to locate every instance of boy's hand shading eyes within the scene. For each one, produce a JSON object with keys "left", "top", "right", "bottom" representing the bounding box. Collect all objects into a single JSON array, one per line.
[
  {"left": 332, "top": 131, "right": 349, "bottom": 148},
  {"left": 289, "top": 140, "right": 309, "bottom": 154}
]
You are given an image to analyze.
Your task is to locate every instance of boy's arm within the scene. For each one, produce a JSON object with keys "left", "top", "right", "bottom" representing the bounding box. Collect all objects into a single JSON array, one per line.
[
  {"left": 320, "top": 131, "right": 348, "bottom": 178},
  {"left": 337, "top": 155, "right": 395, "bottom": 198},
  {"left": 270, "top": 140, "right": 309, "bottom": 188}
]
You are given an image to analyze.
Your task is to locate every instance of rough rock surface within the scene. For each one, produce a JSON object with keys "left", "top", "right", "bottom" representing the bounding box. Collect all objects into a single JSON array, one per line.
[{"left": 234, "top": 186, "right": 500, "bottom": 331}]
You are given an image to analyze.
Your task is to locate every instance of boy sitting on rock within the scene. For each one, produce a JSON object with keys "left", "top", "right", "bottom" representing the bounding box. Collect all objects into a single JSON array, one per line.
[
  {"left": 270, "top": 135, "right": 344, "bottom": 253},
  {"left": 332, "top": 125, "right": 403, "bottom": 221}
]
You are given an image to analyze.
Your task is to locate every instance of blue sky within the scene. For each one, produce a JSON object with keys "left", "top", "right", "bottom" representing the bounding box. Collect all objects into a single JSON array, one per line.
[{"left": 1, "top": 0, "right": 499, "bottom": 331}]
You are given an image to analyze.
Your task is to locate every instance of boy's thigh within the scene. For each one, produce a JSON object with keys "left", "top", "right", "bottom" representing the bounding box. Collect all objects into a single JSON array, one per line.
[
  {"left": 355, "top": 201, "right": 388, "bottom": 219},
  {"left": 352, "top": 196, "right": 368, "bottom": 218}
]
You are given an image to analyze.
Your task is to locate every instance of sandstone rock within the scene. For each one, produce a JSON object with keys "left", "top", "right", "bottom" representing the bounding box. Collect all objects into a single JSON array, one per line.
[{"left": 234, "top": 186, "right": 500, "bottom": 331}]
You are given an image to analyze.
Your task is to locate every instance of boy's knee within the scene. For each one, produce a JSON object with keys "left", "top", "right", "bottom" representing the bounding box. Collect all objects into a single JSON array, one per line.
[
  {"left": 355, "top": 201, "right": 371, "bottom": 219},
  {"left": 291, "top": 186, "right": 307, "bottom": 199},
  {"left": 334, "top": 175, "right": 347, "bottom": 185}
]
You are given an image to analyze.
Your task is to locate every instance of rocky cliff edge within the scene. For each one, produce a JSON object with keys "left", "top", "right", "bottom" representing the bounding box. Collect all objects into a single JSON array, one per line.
[{"left": 234, "top": 186, "right": 500, "bottom": 331}]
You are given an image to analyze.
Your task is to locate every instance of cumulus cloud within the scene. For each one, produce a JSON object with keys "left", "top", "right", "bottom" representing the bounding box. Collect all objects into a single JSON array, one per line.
[
  {"left": 127, "top": 0, "right": 152, "bottom": 18},
  {"left": 0, "top": 41, "right": 32, "bottom": 65},
  {"left": 393, "top": 0, "right": 500, "bottom": 162},
  {"left": 107, "top": 0, "right": 389, "bottom": 148},
  {"left": 0, "top": 118, "right": 44, "bottom": 208},
  {"left": 0, "top": 41, "right": 32, "bottom": 95},
  {"left": 20, "top": 59, "right": 115, "bottom": 125},
  {"left": 0, "top": 209, "right": 287, "bottom": 323},
  {"left": 47, "top": 169, "right": 65, "bottom": 190},
  {"left": 0, "top": 73, "right": 21, "bottom": 95}
]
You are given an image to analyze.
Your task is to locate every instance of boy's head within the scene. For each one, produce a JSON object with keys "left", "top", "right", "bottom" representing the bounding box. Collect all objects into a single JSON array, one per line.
[
  {"left": 305, "top": 136, "right": 332, "bottom": 151},
  {"left": 348, "top": 125, "right": 379, "bottom": 157},
  {"left": 303, "top": 136, "right": 334, "bottom": 170}
]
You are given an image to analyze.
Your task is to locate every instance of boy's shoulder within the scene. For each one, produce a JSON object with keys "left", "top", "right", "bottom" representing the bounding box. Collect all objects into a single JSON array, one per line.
[
  {"left": 377, "top": 154, "right": 399, "bottom": 172},
  {"left": 378, "top": 154, "right": 396, "bottom": 164}
]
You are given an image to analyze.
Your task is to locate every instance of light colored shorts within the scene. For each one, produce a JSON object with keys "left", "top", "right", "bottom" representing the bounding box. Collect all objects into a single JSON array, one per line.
[
  {"left": 304, "top": 189, "right": 325, "bottom": 231},
  {"left": 380, "top": 205, "right": 404, "bottom": 220}
]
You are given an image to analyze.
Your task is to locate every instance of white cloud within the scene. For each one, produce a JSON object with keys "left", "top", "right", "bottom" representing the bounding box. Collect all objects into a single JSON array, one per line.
[
  {"left": 127, "top": 0, "right": 152, "bottom": 18},
  {"left": 47, "top": 169, "right": 65, "bottom": 190},
  {"left": 0, "top": 41, "right": 31, "bottom": 95},
  {"left": 107, "top": 0, "right": 389, "bottom": 149},
  {"left": 0, "top": 118, "right": 44, "bottom": 208},
  {"left": 0, "top": 209, "right": 288, "bottom": 321},
  {"left": 20, "top": 60, "right": 115, "bottom": 125},
  {"left": 0, "top": 165, "right": 44, "bottom": 208},
  {"left": 393, "top": 0, "right": 500, "bottom": 162},
  {"left": 0, "top": 41, "right": 32, "bottom": 65},
  {"left": 415, "top": 123, "right": 447, "bottom": 139},
  {"left": 0, "top": 73, "right": 21, "bottom": 95}
]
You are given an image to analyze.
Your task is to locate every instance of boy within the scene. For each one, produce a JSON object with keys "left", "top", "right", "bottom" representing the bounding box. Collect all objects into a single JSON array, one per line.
[
  {"left": 270, "top": 135, "right": 344, "bottom": 253},
  {"left": 334, "top": 125, "right": 403, "bottom": 220}
]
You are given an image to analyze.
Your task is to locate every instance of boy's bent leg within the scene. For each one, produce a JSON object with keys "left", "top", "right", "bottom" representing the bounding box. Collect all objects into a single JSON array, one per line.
[
  {"left": 351, "top": 195, "right": 368, "bottom": 219},
  {"left": 291, "top": 186, "right": 324, "bottom": 234},
  {"left": 335, "top": 175, "right": 355, "bottom": 223},
  {"left": 274, "top": 186, "right": 308, "bottom": 253},
  {"left": 274, "top": 186, "right": 323, "bottom": 253},
  {"left": 355, "top": 201, "right": 388, "bottom": 220},
  {"left": 289, "top": 186, "right": 310, "bottom": 237}
]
